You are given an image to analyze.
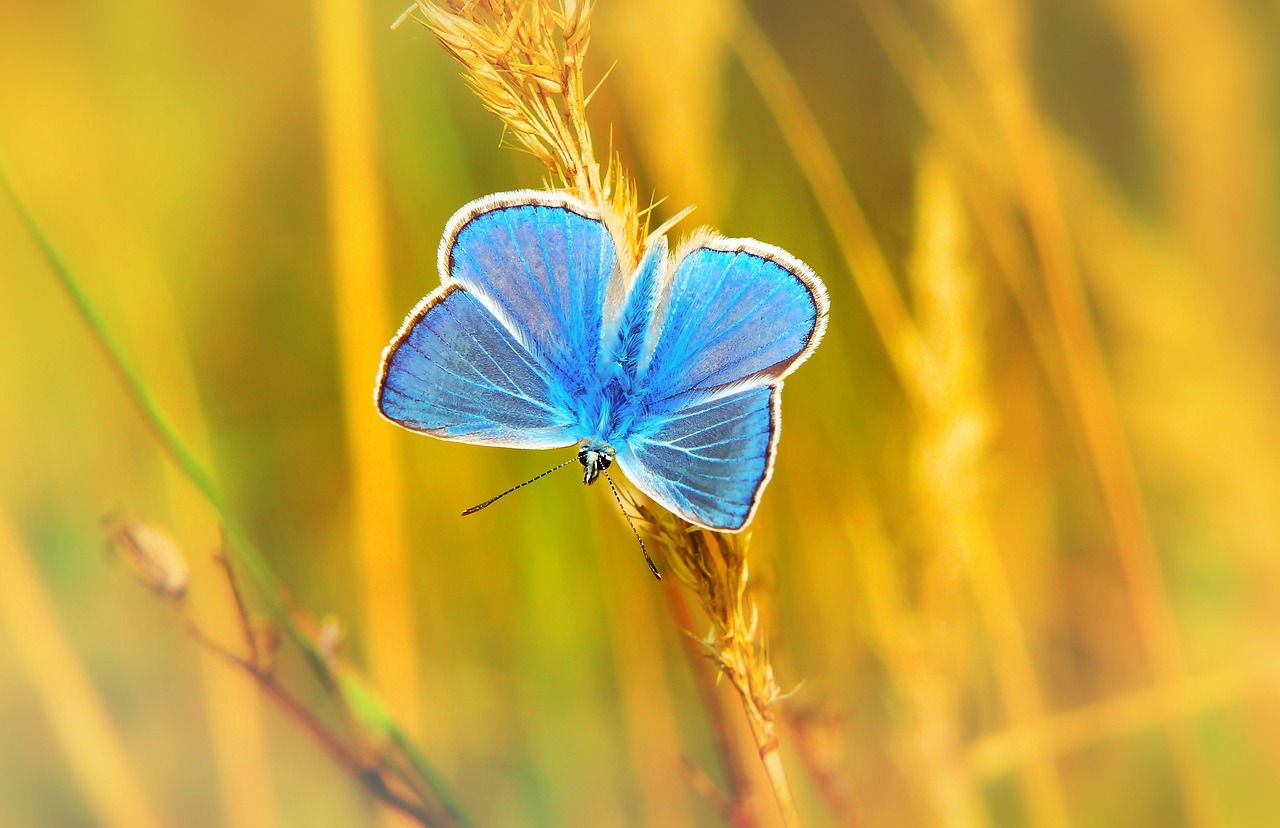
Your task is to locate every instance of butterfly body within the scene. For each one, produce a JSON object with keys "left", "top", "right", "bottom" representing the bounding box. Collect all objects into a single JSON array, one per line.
[
  {"left": 576, "top": 444, "right": 614, "bottom": 486},
  {"left": 376, "top": 190, "right": 828, "bottom": 532}
]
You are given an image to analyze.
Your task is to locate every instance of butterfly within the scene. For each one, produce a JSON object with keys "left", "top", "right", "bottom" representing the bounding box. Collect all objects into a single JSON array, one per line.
[{"left": 375, "top": 190, "right": 828, "bottom": 558}]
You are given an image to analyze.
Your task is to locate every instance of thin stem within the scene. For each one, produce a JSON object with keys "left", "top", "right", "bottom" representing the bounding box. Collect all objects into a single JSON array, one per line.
[
  {"left": 1, "top": 162, "right": 470, "bottom": 828},
  {"left": 0, "top": 165, "right": 292, "bottom": 636},
  {"left": 743, "top": 707, "right": 802, "bottom": 828},
  {"left": 679, "top": 757, "right": 751, "bottom": 828},
  {"left": 214, "top": 543, "right": 260, "bottom": 669},
  {"left": 181, "top": 620, "right": 434, "bottom": 826},
  {"left": 784, "top": 711, "right": 858, "bottom": 826}
]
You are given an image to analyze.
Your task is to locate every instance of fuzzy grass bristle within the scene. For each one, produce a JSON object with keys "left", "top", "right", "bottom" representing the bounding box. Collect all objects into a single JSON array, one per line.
[{"left": 399, "top": 0, "right": 644, "bottom": 263}]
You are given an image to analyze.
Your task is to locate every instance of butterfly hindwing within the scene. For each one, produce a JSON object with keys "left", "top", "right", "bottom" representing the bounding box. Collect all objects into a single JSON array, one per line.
[
  {"left": 613, "top": 237, "right": 827, "bottom": 529},
  {"left": 443, "top": 191, "right": 618, "bottom": 394},
  {"left": 376, "top": 284, "right": 579, "bottom": 449},
  {"left": 615, "top": 385, "right": 779, "bottom": 531}
]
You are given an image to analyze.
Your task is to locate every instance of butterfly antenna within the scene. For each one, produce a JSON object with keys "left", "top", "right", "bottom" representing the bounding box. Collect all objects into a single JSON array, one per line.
[
  {"left": 461, "top": 457, "right": 577, "bottom": 516},
  {"left": 603, "top": 469, "right": 660, "bottom": 580}
]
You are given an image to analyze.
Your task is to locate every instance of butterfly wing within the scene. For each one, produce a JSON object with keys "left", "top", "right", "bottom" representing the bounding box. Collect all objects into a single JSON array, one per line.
[
  {"left": 614, "top": 385, "right": 779, "bottom": 531},
  {"left": 442, "top": 190, "right": 619, "bottom": 394},
  {"left": 617, "top": 236, "right": 828, "bottom": 530},
  {"left": 378, "top": 190, "right": 624, "bottom": 449},
  {"left": 638, "top": 235, "right": 828, "bottom": 403},
  {"left": 376, "top": 284, "right": 579, "bottom": 448}
]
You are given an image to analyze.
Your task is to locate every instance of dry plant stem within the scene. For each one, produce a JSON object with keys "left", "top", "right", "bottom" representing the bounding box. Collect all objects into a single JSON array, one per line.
[
  {"left": 646, "top": 508, "right": 801, "bottom": 828},
  {"left": 180, "top": 556, "right": 440, "bottom": 827},
  {"left": 679, "top": 756, "right": 745, "bottom": 828},
  {"left": 784, "top": 712, "right": 858, "bottom": 826},
  {"left": 2, "top": 167, "right": 470, "bottom": 828},
  {"left": 215, "top": 549, "right": 260, "bottom": 667},
  {"left": 745, "top": 714, "right": 801, "bottom": 828},
  {"left": 182, "top": 624, "right": 434, "bottom": 826},
  {"left": 665, "top": 585, "right": 757, "bottom": 828}
]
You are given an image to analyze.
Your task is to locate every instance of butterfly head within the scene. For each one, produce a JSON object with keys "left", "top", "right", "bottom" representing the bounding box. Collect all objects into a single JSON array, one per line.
[{"left": 577, "top": 442, "right": 615, "bottom": 486}]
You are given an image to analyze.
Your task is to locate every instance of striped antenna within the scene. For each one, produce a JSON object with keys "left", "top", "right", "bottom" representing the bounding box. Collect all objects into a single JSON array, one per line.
[
  {"left": 462, "top": 457, "right": 577, "bottom": 515},
  {"left": 604, "top": 469, "right": 660, "bottom": 580}
]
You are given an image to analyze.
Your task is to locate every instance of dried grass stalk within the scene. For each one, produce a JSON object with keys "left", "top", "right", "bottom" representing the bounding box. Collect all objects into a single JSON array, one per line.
[
  {"left": 401, "top": 0, "right": 643, "bottom": 262},
  {"left": 638, "top": 504, "right": 800, "bottom": 826}
]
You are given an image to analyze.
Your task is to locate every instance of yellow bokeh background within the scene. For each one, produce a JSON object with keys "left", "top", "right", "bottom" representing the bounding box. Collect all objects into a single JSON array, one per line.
[{"left": 2, "top": 0, "right": 1278, "bottom": 826}]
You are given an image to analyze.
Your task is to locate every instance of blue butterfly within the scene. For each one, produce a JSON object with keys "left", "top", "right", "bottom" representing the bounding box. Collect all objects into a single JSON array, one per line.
[{"left": 375, "top": 190, "right": 828, "bottom": 546}]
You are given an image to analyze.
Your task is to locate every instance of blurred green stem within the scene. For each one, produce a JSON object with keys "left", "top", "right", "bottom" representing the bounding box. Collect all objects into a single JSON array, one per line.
[
  {"left": 1, "top": 162, "right": 469, "bottom": 828},
  {"left": 0, "top": 165, "right": 287, "bottom": 629}
]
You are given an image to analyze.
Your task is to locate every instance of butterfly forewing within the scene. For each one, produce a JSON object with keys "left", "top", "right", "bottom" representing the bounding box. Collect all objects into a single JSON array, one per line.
[
  {"left": 376, "top": 284, "right": 578, "bottom": 448},
  {"left": 613, "top": 237, "right": 827, "bottom": 529},
  {"left": 444, "top": 191, "right": 619, "bottom": 395},
  {"left": 638, "top": 239, "right": 828, "bottom": 405}
]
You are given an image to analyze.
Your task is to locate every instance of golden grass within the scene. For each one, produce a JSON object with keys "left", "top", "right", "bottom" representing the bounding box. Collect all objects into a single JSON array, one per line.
[
  {"left": 730, "top": 7, "right": 923, "bottom": 388},
  {"left": 737, "top": 0, "right": 1274, "bottom": 824},
  {"left": 906, "top": 144, "right": 1069, "bottom": 828},
  {"left": 4, "top": 0, "right": 1278, "bottom": 824},
  {"left": 112, "top": 226, "right": 279, "bottom": 828},
  {"left": 314, "top": 0, "right": 424, "bottom": 769},
  {"left": 936, "top": 0, "right": 1221, "bottom": 821},
  {"left": 404, "top": 0, "right": 644, "bottom": 263}
]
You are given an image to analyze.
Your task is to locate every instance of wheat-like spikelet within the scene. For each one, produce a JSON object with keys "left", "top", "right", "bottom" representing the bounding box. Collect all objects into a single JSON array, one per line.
[
  {"left": 400, "top": 0, "right": 643, "bottom": 263},
  {"left": 636, "top": 503, "right": 799, "bottom": 824},
  {"left": 638, "top": 506, "right": 782, "bottom": 715}
]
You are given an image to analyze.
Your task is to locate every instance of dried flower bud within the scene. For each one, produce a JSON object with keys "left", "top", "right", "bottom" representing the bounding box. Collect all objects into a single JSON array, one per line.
[{"left": 104, "top": 516, "right": 189, "bottom": 598}]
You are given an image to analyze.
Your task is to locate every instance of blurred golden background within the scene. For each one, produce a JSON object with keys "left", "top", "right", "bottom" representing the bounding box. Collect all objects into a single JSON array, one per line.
[{"left": 2, "top": 0, "right": 1278, "bottom": 826}]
